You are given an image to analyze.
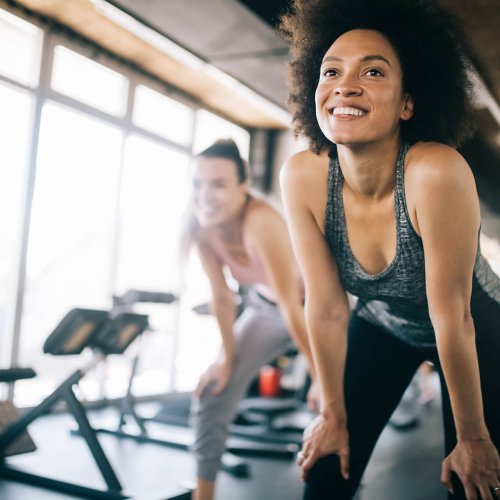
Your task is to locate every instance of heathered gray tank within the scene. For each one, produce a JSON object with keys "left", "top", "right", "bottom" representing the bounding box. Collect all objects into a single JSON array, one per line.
[{"left": 325, "top": 144, "right": 500, "bottom": 347}]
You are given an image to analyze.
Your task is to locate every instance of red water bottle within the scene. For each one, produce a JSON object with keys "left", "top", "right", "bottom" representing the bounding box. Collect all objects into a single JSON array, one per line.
[{"left": 259, "top": 365, "right": 281, "bottom": 397}]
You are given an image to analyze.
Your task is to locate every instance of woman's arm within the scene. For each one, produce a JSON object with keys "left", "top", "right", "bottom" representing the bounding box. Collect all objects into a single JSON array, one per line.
[
  {"left": 244, "top": 203, "right": 316, "bottom": 380},
  {"left": 280, "top": 151, "right": 351, "bottom": 479},
  {"left": 195, "top": 237, "right": 237, "bottom": 396},
  {"left": 411, "top": 143, "right": 500, "bottom": 497}
]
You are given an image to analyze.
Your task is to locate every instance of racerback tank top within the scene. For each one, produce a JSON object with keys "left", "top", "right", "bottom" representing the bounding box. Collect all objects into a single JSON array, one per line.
[{"left": 324, "top": 144, "right": 500, "bottom": 346}]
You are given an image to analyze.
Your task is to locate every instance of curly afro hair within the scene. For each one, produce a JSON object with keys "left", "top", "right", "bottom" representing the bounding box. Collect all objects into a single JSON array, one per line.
[{"left": 278, "top": 0, "right": 476, "bottom": 154}]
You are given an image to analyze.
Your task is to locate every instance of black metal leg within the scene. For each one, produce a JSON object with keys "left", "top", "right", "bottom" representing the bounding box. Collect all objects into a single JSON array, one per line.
[
  {"left": 0, "top": 370, "right": 83, "bottom": 451},
  {"left": 0, "top": 465, "right": 128, "bottom": 499},
  {"left": 64, "top": 386, "right": 123, "bottom": 492}
]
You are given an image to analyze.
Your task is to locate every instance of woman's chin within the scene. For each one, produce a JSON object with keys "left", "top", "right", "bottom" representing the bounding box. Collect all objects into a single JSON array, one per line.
[{"left": 197, "top": 215, "right": 223, "bottom": 228}]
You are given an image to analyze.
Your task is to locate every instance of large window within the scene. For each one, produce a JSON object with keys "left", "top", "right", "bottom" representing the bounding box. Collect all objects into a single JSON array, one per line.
[
  {"left": 0, "top": 83, "right": 33, "bottom": 362},
  {"left": 116, "top": 135, "right": 190, "bottom": 294},
  {"left": 0, "top": 5, "right": 252, "bottom": 407},
  {"left": 109, "top": 136, "right": 190, "bottom": 398},
  {"left": 18, "top": 102, "right": 123, "bottom": 405}
]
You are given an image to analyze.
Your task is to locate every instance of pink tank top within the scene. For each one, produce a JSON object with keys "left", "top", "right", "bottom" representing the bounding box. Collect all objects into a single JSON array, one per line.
[{"left": 206, "top": 230, "right": 302, "bottom": 303}]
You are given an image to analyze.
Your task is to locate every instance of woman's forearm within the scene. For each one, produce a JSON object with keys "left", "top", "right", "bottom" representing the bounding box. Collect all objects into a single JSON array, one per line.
[
  {"left": 212, "top": 298, "right": 237, "bottom": 365},
  {"left": 306, "top": 310, "right": 349, "bottom": 423},
  {"left": 434, "top": 315, "right": 489, "bottom": 440},
  {"left": 281, "top": 305, "right": 317, "bottom": 380}
]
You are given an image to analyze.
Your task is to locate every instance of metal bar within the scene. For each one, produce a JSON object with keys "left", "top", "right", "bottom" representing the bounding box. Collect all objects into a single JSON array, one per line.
[
  {"left": 64, "top": 387, "right": 123, "bottom": 492},
  {"left": 0, "top": 465, "right": 128, "bottom": 499}
]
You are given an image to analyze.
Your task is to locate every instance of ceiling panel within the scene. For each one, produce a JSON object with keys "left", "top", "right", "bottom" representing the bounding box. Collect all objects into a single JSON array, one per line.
[{"left": 109, "top": 0, "right": 289, "bottom": 107}]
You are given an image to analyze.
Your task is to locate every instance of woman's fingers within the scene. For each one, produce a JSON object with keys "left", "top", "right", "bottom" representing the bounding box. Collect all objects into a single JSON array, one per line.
[
  {"left": 299, "top": 449, "right": 350, "bottom": 481},
  {"left": 339, "top": 449, "right": 350, "bottom": 480},
  {"left": 194, "top": 376, "right": 207, "bottom": 398},
  {"left": 300, "top": 449, "right": 318, "bottom": 481},
  {"left": 478, "top": 484, "right": 493, "bottom": 500},
  {"left": 442, "top": 441, "right": 500, "bottom": 499},
  {"left": 441, "top": 460, "right": 454, "bottom": 494},
  {"left": 462, "top": 481, "right": 478, "bottom": 500},
  {"left": 212, "top": 376, "right": 227, "bottom": 395}
]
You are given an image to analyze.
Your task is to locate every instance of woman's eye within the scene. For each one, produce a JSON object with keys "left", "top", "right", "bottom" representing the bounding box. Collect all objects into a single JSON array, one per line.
[
  {"left": 322, "top": 68, "right": 338, "bottom": 77},
  {"left": 365, "top": 68, "right": 383, "bottom": 76}
]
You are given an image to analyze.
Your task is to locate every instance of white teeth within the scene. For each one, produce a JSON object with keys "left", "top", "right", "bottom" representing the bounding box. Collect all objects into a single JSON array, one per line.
[{"left": 333, "top": 107, "right": 366, "bottom": 116}]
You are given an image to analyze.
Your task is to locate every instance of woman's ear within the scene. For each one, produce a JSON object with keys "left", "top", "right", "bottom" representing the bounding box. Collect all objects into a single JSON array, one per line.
[
  {"left": 400, "top": 94, "right": 414, "bottom": 121},
  {"left": 238, "top": 180, "right": 250, "bottom": 198}
]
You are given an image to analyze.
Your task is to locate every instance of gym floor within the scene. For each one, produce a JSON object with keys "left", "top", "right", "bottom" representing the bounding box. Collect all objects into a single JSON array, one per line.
[{"left": 0, "top": 377, "right": 446, "bottom": 500}]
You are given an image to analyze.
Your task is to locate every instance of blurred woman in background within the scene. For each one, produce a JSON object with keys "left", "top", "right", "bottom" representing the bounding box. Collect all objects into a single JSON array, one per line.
[{"left": 185, "top": 139, "right": 317, "bottom": 500}]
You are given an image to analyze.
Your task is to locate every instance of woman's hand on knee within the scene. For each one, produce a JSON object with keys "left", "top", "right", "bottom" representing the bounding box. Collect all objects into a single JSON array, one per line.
[
  {"left": 441, "top": 438, "right": 500, "bottom": 499},
  {"left": 297, "top": 414, "right": 350, "bottom": 482},
  {"left": 195, "top": 361, "right": 232, "bottom": 398}
]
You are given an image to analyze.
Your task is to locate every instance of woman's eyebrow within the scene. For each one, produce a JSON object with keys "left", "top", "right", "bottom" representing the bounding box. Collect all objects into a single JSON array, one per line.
[
  {"left": 361, "top": 55, "right": 391, "bottom": 66},
  {"left": 321, "top": 54, "right": 391, "bottom": 67}
]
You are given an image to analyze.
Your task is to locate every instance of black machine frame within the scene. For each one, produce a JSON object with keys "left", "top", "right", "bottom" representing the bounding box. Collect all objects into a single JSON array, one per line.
[{"left": 0, "top": 307, "right": 190, "bottom": 500}]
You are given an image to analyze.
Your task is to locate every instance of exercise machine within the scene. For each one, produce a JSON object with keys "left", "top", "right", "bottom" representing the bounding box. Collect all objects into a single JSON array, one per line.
[{"left": 0, "top": 308, "right": 191, "bottom": 499}]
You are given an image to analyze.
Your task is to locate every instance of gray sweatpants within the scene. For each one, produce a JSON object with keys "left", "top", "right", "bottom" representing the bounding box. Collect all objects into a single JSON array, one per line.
[{"left": 191, "top": 288, "right": 293, "bottom": 480}]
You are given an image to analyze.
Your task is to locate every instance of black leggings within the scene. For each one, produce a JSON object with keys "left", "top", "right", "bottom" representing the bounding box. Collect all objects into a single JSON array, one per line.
[{"left": 304, "top": 312, "right": 500, "bottom": 500}]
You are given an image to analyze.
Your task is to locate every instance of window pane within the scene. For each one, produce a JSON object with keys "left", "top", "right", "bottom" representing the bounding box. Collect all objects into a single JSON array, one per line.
[
  {"left": 108, "top": 135, "right": 191, "bottom": 398},
  {"left": 17, "top": 102, "right": 123, "bottom": 406},
  {"left": 175, "top": 252, "right": 221, "bottom": 392},
  {"left": 116, "top": 135, "right": 190, "bottom": 293},
  {"left": 51, "top": 45, "right": 128, "bottom": 117},
  {"left": 133, "top": 85, "right": 193, "bottom": 145},
  {"left": 193, "top": 109, "right": 250, "bottom": 159},
  {"left": 0, "top": 8, "right": 43, "bottom": 87},
  {"left": 0, "top": 83, "right": 32, "bottom": 356}
]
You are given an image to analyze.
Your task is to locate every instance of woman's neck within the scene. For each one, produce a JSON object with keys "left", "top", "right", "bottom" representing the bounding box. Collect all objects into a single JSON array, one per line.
[
  {"left": 214, "top": 195, "right": 251, "bottom": 243},
  {"left": 336, "top": 137, "right": 402, "bottom": 201}
]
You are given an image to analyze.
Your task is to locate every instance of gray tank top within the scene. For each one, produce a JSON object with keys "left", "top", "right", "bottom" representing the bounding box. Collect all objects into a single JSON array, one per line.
[{"left": 325, "top": 144, "right": 500, "bottom": 347}]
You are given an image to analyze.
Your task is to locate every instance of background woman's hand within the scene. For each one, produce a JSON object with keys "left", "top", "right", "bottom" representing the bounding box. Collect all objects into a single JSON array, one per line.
[
  {"left": 297, "top": 414, "right": 350, "bottom": 481},
  {"left": 195, "top": 361, "right": 232, "bottom": 398},
  {"left": 441, "top": 438, "right": 500, "bottom": 499}
]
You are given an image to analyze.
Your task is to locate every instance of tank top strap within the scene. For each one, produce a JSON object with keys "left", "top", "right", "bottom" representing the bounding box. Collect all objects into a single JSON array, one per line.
[
  {"left": 325, "top": 152, "right": 343, "bottom": 239},
  {"left": 394, "top": 143, "right": 415, "bottom": 236},
  {"left": 395, "top": 143, "right": 410, "bottom": 193}
]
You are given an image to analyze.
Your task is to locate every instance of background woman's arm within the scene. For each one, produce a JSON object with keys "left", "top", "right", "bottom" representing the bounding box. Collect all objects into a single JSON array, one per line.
[
  {"left": 245, "top": 203, "right": 316, "bottom": 380},
  {"left": 195, "top": 238, "right": 237, "bottom": 395}
]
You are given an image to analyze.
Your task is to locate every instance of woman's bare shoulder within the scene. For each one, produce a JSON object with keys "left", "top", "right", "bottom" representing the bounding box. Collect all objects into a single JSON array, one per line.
[
  {"left": 406, "top": 142, "right": 473, "bottom": 187},
  {"left": 244, "top": 196, "right": 283, "bottom": 231},
  {"left": 281, "top": 148, "right": 329, "bottom": 181},
  {"left": 405, "top": 142, "right": 478, "bottom": 225},
  {"left": 280, "top": 149, "right": 330, "bottom": 212}
]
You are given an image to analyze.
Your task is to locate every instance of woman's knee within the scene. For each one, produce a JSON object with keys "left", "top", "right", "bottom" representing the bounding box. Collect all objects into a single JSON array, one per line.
[{"left": 304, "top": 455, "right": 358, "bottom": 500}]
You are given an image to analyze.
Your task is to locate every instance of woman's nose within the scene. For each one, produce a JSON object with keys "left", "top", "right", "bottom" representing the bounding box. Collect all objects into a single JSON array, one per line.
[{"left": 335, "top": 75, "right": 362, "bottom": 96}]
